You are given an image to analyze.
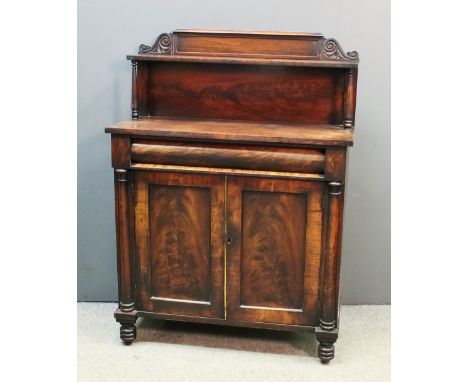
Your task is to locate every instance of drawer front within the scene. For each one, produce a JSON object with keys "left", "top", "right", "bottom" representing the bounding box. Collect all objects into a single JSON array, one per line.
[{"left": 130, "top": 140, "right": 325, "bottom": 174}]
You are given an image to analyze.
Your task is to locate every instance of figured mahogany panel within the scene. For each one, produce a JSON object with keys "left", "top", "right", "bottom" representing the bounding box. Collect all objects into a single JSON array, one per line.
[
  {"left": 147, "top": 62, "right": 345, "bottom": 124},
  {"left": 131, "top": 142, "right": 325, "bottom": 173},
  {"left": 240, "top": 191, "right": 307, "bottom": 309},
  {"left": 227, "top": 176, "right": 324, "bottom": 326},
  {"left": 134, "top": 171, "right": 224, "bottom": 318},
  {"left": 148, "top": 185, "right": 211, "bottom": 301}
]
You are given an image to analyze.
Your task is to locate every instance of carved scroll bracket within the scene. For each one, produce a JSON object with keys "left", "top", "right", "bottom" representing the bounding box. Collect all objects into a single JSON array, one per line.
[
  {"left": 139, "top": 33, "right": 173, "bottom": 54},
  {"left": 322, "top": 38, "right": 359, "bottom": 61}
]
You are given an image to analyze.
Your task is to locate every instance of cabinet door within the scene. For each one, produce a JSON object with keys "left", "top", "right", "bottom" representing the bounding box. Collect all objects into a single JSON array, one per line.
[
  {"left": 226, "top": 176, "right": 324, "bottom": 326},
  {"left": 134, "top": 171, "right": 225, "bottom": 318}
]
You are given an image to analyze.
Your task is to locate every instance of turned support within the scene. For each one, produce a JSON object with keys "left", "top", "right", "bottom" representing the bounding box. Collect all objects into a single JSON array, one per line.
[
  {"left": 114, "top": 169, "right": 136, "bottom": 343},
  {"left": 317, "top": 181, "right": 344, "bottom": 363},
  {"left": 131, "top": 60, "right": 139, "bottom": 120},
  {"left": 343, "top": 68, "right": 356, "bottom": 128}
]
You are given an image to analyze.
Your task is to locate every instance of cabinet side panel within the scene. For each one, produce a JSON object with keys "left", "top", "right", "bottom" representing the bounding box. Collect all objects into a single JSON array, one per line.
[
  {"left": 148, "top": 185, "right": 211, "bottom": 302},
  {"left": 241, "top": 191, "right": 307, "bottom": 309},
  {"left": 148, "top": 62, "right": 345, "bottom": 124}
]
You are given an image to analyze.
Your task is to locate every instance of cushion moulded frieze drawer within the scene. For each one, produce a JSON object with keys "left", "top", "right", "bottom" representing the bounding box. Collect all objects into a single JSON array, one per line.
[{"left": 130, "top": 141, "right": 326, "bottom": 174}]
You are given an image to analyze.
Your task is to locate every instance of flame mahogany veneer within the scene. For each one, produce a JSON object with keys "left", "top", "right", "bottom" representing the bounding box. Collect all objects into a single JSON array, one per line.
[{"left": 105, "top": 29, "right": 359, "bottom": 363}]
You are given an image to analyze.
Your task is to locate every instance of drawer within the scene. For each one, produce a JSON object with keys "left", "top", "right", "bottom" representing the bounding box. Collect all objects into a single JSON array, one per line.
[{"left": 130, "top": 140, "right": 325, "bottom": 174}]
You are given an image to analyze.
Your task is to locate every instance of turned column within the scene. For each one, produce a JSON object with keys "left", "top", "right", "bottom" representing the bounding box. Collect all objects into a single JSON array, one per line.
[
  {"left": 343, "top": 68, "right": 357, "bottom": 128},
  {"left": 131, "top": 60, "right": 139, "bottom": 120},
  {"left": 316, "top": 181, "right": 344, "bottom": 363},
  {"left": 114, "top": 169, "right": 137, "bottom": 344}
]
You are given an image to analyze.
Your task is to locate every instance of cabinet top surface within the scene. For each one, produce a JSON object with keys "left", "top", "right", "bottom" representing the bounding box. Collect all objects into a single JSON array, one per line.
[{"left": 105, "top": 117, "right": 354, "bottom": 147}]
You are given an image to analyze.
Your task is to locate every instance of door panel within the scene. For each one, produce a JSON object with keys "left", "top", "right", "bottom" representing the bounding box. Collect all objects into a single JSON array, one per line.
[
  {"left": 227, "top": 176, "right": 324, "bottom": 326},
  {"left": 240, "top": 191, "right": 307, "bottom": 310},
  {"left": 134, "top": 171, "right": 224, "bottom": 318}
]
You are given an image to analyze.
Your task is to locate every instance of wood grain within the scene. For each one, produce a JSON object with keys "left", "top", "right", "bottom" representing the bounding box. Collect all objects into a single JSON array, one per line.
[
  {"left": 240, "top": 191, "right": 307, "bottom": 309},
  {"left": 147, "top": 62, "right": 345, "bottom": 124},
  {"left": 134, "top": 171, "right": 225, "bottom": 318},
  {"left": 148, "top": 184, "right": 211, "bottom": 302},
  {"left": 131, "top": 142, "right": 325, "bottom": 173},
  {"left": 108, "top": 29, "right": 358, "bottom": 360},
  {"left": 174, "top": 31, "right": 322, "bottom": 58},
  {"left": 130, "top": 163, "right": 325, "bottom": 181},
  {"left": 130, "top": 29, "right": 359, "bottom": 68},
  {"left": 227, "top": 176, "right": 324, "bottom": 326},
  {"left": 106, "top": 117, "right": 354, "bottom": 147},
  {"left": 320, "top": 182, "right": 344, "bottom": 330},
  {"left": 111, "top": 135, "right": 130, "bottom": 169},
  {"left": 128, "top": 54, "right": 359, "bottom": 69},
  {"left": 114, "top": 169, "right": 134, "bottom": 312},
  {"left": 324, "top": 147, "right": 347, "bottom": 181}
]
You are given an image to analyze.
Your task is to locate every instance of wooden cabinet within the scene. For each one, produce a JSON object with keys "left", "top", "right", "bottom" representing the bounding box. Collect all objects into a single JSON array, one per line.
[{"left": 106, "top": 29, "right": 359, "bottom": 363}]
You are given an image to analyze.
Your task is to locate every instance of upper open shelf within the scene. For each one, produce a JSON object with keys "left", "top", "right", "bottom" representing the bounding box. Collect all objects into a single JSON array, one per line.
[{"left": 121, "top": 30, "right": 359, "bottom": 130}]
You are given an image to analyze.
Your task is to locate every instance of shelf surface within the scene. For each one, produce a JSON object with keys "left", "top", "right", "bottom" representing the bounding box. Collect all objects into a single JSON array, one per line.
[
  {"left": 105, "top": 117, "right": 354, "bottom": 147},
  {"left": 127, "top": 54, "right": 358, "bottom": 69}
]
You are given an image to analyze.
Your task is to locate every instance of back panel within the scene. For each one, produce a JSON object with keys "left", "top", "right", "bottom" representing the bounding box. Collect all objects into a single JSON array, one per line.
[{"left": 145, "top": 62, "right": 345, "bottom": 124}]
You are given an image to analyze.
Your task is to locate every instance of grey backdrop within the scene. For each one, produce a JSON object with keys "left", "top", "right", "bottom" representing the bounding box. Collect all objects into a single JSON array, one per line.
[{"left": 78, "top": 0, "right": 390, "bottom": 304}]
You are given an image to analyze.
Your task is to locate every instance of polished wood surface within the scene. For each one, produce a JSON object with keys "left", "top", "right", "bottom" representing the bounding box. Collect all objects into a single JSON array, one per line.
[
  {"left": 106, "top": 117, "right": 354, "bottom": 146},
  {"left": 133, "top": 29, "right": 359, "bottom": 69},
  {"left": 130, "top": 142, "right": 325, "bottom": 173},
  {"left": 108, "top": 29, "right": 358, "bottom": 363},
  {"left": 133, "top": 171, "right": 225, "bottom": 318},
  {"left": 173, "top": 29, "right": 324, "bottom": 59},
  {"left": 240, "top": 191, "right": 307, "bottom": 309},
  {"left": 148, "top": 184, "right": 211, "bottom": 302},
  {"left": 130, "top": 163, "right": 325, "bottom": 181},
  {"left": 226, "top": 176, "right": 323, "bottom": 326},
  {"left": 129, "top": 54, "right": 359, "bottom": 68},
  {"left": 147, "top": 63, "right": 345, "bottom": 124}
]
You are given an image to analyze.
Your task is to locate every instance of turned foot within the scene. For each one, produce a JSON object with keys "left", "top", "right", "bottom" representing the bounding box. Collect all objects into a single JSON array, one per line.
[
  {"left": 315, "top": 329, "right": 338, "bottom": 364},
  {"left": 318, "top": 340, "right": 335, "bottom": 363},
  {"left": 120, "top": 322, "right": 137, "bottom": 345},
  {"left": 114, "top": 308, "right": 137, "bottom": 345}
]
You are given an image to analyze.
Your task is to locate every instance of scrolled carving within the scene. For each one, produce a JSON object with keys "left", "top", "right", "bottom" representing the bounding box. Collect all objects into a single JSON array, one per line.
[
  {"left": 322, "top": 38, "right": 359, "bottom": 61},
  {"left": 138, "top": 33, "right": 173, "bottom": 54}
]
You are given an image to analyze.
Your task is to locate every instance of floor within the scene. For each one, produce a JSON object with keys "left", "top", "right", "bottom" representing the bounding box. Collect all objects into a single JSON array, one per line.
[{"left": 78, "top": 303, "right": 390, "bottom": 382}]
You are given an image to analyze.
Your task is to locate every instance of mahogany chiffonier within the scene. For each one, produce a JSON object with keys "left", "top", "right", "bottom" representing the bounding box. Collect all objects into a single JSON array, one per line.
[{"left": 105, "top": 29, "right": 359, "bottom": 363}]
